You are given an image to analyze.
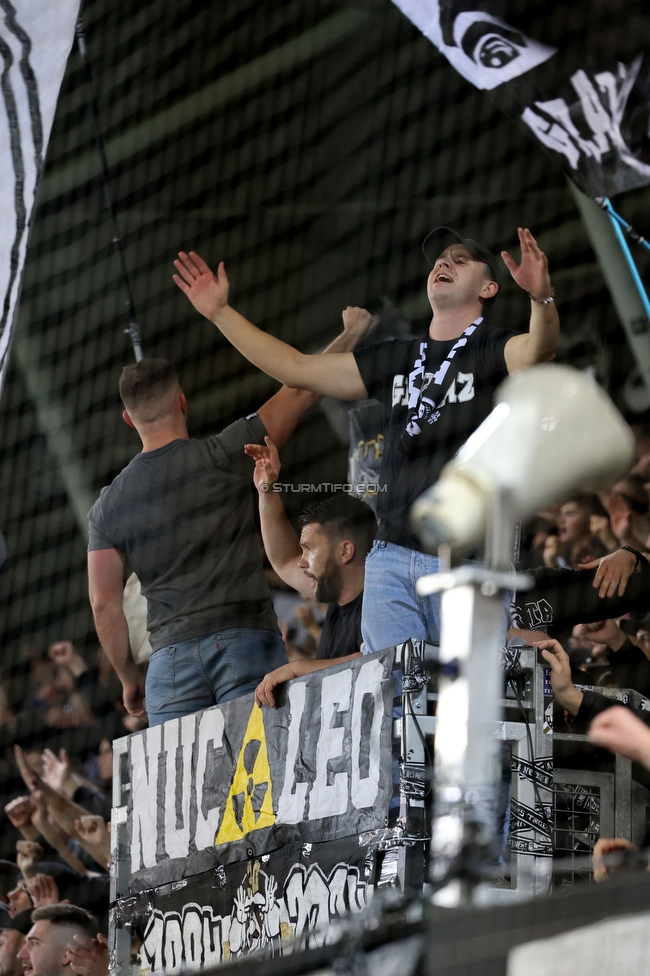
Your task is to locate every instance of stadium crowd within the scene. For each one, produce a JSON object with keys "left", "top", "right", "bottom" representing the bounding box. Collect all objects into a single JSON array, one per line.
[{"left": 4, "top": 226, "right": 650, "bottom": 963}]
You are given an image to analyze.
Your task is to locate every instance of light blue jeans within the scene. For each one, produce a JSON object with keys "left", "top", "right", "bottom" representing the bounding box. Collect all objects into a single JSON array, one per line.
[
  {"left": 361, "top": 540, "right": 442, "bottom": 654},
  {"left": 145, "top": 628, "right": 286, "bottom": 727}
]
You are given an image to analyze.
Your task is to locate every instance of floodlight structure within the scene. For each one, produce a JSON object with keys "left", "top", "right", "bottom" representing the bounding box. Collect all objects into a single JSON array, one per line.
[{"left": 411, "top": 364, "right": 634, "bottom": 904}]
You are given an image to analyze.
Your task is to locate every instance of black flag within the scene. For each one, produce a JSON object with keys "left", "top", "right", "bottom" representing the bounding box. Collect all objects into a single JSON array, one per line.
[{"left": 392, "top": 0, "right": 650, "bottom": 197}]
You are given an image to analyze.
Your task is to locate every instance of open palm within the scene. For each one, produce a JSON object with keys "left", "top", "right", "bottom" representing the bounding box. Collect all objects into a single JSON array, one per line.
[
  {"left": 173, "top": 250, "right": 230, "bottom": 319},
  {"left": 501, "top": 227, "right": 551, "bottom": 299},
  {"left": 245, "top": 437, "right": 281, "bottom": 492}
]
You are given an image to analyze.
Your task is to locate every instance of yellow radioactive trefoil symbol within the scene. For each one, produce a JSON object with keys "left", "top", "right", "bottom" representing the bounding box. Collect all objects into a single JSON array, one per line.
[{"left": 215, "top": 704, "right": 275, "bottom": 845}]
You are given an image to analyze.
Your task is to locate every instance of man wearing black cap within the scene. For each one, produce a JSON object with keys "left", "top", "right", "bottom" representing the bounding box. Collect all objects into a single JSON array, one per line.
[{"left": 174, "top": 227, "right": 558, "bottom": 651}]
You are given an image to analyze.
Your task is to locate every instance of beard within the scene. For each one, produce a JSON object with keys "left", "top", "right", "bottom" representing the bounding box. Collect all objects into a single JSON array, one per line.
[{"left": 314, "top": 554, "right": 344, "bottom": 604}]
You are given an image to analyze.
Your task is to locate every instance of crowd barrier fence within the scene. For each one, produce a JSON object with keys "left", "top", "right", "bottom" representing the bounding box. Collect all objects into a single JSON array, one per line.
[{"left": 108, "top": 642, "right": 650, "bottom": 975}]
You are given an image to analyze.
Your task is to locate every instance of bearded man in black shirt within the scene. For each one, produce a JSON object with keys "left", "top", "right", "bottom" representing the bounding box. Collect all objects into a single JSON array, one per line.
[
  {"left": 174, "top": 226, "right": 559, "bottom": 654},
  {"left": 246, "top": 437, "right": 377, "bottom": 706}
]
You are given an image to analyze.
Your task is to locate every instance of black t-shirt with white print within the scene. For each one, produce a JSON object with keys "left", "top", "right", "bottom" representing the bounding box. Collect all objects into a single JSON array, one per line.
[{"left": 353, "top": 320, "right": 520, "bottom": 551}]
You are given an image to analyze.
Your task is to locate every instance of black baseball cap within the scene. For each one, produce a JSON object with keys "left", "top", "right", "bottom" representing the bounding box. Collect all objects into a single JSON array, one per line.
[{"left": 422, "top": 226, "right": 502, "bottom": 287}]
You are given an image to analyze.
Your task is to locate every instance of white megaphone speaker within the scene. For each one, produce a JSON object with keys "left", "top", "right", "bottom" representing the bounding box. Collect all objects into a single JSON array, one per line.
[{"left": 411, "top": 364, "right": 634, "bottom": 558}]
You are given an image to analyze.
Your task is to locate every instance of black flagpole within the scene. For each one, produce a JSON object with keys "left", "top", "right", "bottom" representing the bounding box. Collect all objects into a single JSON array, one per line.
[{"left": 75, "top": 17, "right": 144, "bottom": 361}]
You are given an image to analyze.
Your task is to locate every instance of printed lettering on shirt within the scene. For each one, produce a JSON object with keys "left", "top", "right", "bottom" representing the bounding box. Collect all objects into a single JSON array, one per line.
[
  {"left": 440, "top": 379, "right": 456, "bottom": 406},
  {"left": 456, "top": 372, "right": 475, "bottom": 402},
  {"left": 392, "top": 375, "right": 407, "bottom": 407},
  {"left": 439, "top": 372, "right": 475, "bottom": 407}
]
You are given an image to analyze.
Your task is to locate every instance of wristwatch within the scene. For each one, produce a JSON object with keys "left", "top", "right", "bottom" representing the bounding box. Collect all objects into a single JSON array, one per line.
[
  {"left": 620, "top": 544, "right": 646, "bottom": 567},
  {"left": 527, "top": 287, "right": 555, "bottom": 305}
]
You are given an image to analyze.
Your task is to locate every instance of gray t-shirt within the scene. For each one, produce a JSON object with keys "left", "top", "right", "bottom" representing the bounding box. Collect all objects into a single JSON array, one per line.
[{"left": 87, "top": 414, "right": 279, "bottom": 651}]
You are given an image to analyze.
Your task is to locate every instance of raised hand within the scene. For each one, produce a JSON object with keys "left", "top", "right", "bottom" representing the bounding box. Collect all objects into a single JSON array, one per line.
[
  {"left": 501, "top": 228, "right": 552, "bottom": 302},
  {"left": 27, "top": 872, "right": 60, "bottom": 908},
  {"left": 13, "top": 747, "right": 41, "bottom": 794},
  {"left": 42, "top": 748, "right": 76, "bottom": 797},
  {"left": 15, "top": 840, "right": 44, "bottom": 880},
  {"left": 244, "top": 436, "right": 281, "bottom": 493},
  {"left": 66, "top": 934, "right": 108, "bottom": 976},
  {"left": 173, "top": 251, "right": 229, "bottom": 320},
  {"left": 29, "top": 791, "right": 49, "bottom": 833},
  {"left": 74, "top": 815, "right": 109, "bottom": 847},
  {"left": 5, "top": 795, "right": 34, "bottom": 829},
  {"left": 48, "top": 641, "right": 87, "bottom": 677},
  {"left": 341, "top": 306, "right": 373, "bottom": 339},
  {"left": 74, "top": 816, "right": 110, "bottom": 870}
]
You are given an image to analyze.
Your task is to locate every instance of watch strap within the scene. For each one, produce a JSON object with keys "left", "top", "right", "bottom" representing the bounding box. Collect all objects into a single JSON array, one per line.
[{"left": 620, "top": 544, "right": 644, "bottom": 567}]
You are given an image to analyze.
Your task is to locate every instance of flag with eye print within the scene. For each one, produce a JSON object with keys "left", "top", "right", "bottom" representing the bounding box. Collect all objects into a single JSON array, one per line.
[{"left": 391, "top": 0, "right": 650, "bottom": 197}]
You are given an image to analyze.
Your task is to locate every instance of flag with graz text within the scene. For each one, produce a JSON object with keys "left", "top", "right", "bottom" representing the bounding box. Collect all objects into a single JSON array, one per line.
[{"left": 392, "top": 0, "right": 650, "bottom": 198}]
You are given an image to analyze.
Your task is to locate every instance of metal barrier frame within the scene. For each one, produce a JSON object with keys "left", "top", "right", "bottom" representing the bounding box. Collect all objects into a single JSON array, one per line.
[{"left": 108, "top": 644, "right": 650, "bottom": 974}]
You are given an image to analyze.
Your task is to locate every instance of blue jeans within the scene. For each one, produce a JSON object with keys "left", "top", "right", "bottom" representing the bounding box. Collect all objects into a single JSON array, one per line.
[
  {"left": 145, "top": 628, "right": 286, "bottom": 727},
  {"left": 361, "top": 541, "right": 441, "bottom": 654}
]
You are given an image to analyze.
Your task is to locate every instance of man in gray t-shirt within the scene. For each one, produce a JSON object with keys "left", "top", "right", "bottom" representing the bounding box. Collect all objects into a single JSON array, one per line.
[{"left": 88, "top": 309, "right": 371, "bottom": 726}]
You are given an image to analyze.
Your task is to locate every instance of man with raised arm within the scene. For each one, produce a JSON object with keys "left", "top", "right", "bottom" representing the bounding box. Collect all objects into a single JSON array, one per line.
[
  {"left": 87, "top": 314, "right": 371, "bottom": 726},
  {"left": 174, "top": 226, "right": 559, "bottom": 653},
  {"left": 244, "top": 436, "right": 377, "bottom": 706}
]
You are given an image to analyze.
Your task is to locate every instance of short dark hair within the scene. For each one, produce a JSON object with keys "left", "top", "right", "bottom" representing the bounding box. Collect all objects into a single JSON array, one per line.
[
  {"left": 31, "top": 904, "right": 97, "bottom": 940},
  {"left": 563, "top": 492, "right": 607, "bottom": 518},
  {"left": 119, "top": 358, "right": 178, "bottom": 417},
  {"left": 299, "top": 495, "right": 377, "bottom": 557}
]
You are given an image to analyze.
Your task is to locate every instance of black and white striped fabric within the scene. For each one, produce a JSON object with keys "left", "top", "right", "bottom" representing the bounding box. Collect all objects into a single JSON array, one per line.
[{"left": 0, "top": 0, "right": 79, "bottom": 390}]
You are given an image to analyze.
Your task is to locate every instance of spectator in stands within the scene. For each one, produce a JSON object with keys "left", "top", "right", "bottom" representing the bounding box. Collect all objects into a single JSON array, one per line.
[
  {"left": 0, "top": 924, "right": 25, "bottom": 976},
  {"left": 291, "top": 603, "right": 325, "bottom": 650},
  {"left": 4, "top": 799, "right": 39, "bottom": 844},
  {"left": 544, "top": 493, "right": 608, "bottom": 570},
  {"left": 571, "top": 618, "right": 650, "bottom": 697},
  {"left": 6, "top": 883, "right": 31, "bottom": 922},
  {"left": 534, "top": 636, "right": 650, "bottom": 728},
  {"left": 264, "top": 566, "right": 323, "bottom": 661},
  {"left": 88, "top": 317, "right": 370, "bottom": 726},
  {"left": 174, "top": 227, "right": 559, "bottom": 654},
  {"left": 92, "top": 741, "right": 112, "bottom": 796},
  {"left": 505, "top": 631, "right": 647, "bottom": 882},
  {"left": 17, "top": 905, "right": 104, "bottom": 976},
  {"left": 509, "top": 545, "right": 649, "bottom": 646},
  {"left": 589, "top": 510, "right": 619, "bottom": 555},
  {"left": 606, "top": 475, "right": 650, "bottom": 553},
  {"left": 252, "top": 479, "right": 377, "bottom": 706},
  {"left": 248, "top": 436, "right": 376, "bottom": 660},
  {"left": 47, "top": 645, "right": 122, "bottom": 728},
  {"left": 40, "top": 750, "right": 109, "bottom": 821},
  {"left": 12, "top": 747, "right": 110, "bottom": 875}
]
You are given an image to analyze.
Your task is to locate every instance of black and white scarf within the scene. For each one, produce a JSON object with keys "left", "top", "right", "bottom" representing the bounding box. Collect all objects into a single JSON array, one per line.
[{"left": 400, "top": 317, "right": 482, "bottom": 456}]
